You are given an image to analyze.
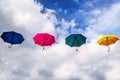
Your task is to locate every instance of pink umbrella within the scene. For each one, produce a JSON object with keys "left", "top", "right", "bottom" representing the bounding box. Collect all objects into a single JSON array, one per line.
[{"left": 33, "top": 33, "right": 55, "bottom": 49}]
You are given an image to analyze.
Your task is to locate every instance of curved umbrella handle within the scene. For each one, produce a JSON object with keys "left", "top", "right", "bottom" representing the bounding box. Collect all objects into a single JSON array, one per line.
[
  {"left": 107, "top": 46, "right": 110, "bottom": 52},
  {"left": 43, "top": 46, "right": 45, "bottom": 50},
  {"left": 76, "top": 47, "right": 78, "bottom": 52},
  {"left": 8, "top": 44, "right": 12, "bottom": 48}
]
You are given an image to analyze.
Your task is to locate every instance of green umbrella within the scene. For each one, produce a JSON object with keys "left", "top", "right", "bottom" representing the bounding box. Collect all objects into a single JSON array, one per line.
[{"left": 65, "top": 34, "right": 86, "bottom": 51}]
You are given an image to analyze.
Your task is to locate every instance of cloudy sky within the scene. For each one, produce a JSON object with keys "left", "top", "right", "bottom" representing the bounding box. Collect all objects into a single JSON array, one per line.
[{"left": 0, "top": 0, "right": 120, "bottom": 80}]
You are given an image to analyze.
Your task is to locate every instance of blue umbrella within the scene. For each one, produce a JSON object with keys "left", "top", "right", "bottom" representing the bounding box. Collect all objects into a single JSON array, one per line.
[{"left": 1, "top": 31, "right": 24, "bottom": 48}]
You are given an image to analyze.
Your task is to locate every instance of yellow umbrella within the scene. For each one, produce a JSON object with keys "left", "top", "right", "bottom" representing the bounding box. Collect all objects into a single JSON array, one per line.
[{"left": 97, "top": 35, "right": 119, "bottom": 52}]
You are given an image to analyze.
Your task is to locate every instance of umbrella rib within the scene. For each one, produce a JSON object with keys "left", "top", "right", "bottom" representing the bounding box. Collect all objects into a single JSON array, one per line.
[
  {"left": 3, "top": 36, "right": 9, "bottom": 42},
  {"left": 11, "top": 32, "right": 14, "bottom": 44},
  {"left": 72, "top": 37, "right": 77, "bottom": 47},
  {"left": 76, "top": 38, "right": 79, "bottom": 47},
  {"left": 109, "top": 37, "right": 117, "bottom": 44},
  {"left": 106, "top": 36, "right": 117, "bottom": 46},
  {"left": 43, "top": 34, "right": 46, "bottom": 46},
  {"left": 34, "top": 37, "right": 41, "bottom": 44},
  {"left": 48, "top": 37, "right": 53, "bottom": 45},
  {"left": 106, "top": 37, "right": 109, "bottom": 46},
  {"left": 45, "top": 36, "right": 54, "bottom": 46}
]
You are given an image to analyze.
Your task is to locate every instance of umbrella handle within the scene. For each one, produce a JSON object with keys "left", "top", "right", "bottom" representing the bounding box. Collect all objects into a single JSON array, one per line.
[
  {"left": 107, "top": 46, "right": 110, "bottom": 52},
  {"left": 43, "top": 46, "right": 45, "bottom": 50},
  {"left": 8, "top": 44, "right": 12, "bottom": 48},
  {"left": 76, "top": 47, "right": 78, "bottom": 52}
]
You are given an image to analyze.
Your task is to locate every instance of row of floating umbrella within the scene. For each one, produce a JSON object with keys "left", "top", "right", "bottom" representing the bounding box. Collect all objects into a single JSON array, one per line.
[{"left": 0, "top": 31, "right": 119, "bottom": 52}]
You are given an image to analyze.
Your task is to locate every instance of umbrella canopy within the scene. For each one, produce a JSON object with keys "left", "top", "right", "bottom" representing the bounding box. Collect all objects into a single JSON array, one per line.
[
  {"left": 33, "top": 33, "right": 55, "bottom": 49},
  {"left": 65, "top": 34, "right": 86, "bottom": 51},
  {"left": 97, "top": 34, "right": 119, "bottom": 52},
  {"left": 1, "top": 31, "right": 24, "bottom": 48}
]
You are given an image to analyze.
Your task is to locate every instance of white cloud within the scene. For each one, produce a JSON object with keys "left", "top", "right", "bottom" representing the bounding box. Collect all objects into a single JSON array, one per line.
[
  {"left": 86, "top": 3, "right": 120, "bottom": 39},
  {"left": 53, "top": 62, "right": 78, "bottom": 79},
  {"left": 0, "top": 0, "right": 57, "bottom": 35}
]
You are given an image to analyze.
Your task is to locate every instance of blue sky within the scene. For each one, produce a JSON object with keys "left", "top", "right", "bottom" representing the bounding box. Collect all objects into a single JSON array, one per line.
[
  {"left": 0, "top": 0, "right": 120, "bottom": 80},
  {"left": 37, "top": 0, "right": 119, "bottom": 30}
]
